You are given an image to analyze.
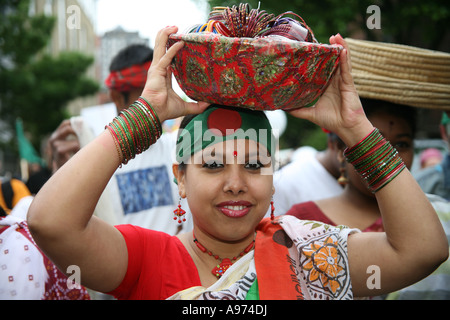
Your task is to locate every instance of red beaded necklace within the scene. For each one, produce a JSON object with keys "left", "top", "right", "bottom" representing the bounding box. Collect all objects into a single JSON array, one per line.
[{"left": 193, "top": 233, "right": 255, "bottom": 278}]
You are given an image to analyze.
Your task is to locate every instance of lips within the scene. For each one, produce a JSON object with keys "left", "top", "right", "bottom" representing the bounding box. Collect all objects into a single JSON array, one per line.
[{"left": 216, "top": 200, "right": 253, "bottom": 218}]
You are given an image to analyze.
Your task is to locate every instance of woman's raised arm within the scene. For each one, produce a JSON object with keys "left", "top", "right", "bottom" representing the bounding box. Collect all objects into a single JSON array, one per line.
[
  {"left": 28, "top": 130, "right": 127, "bottom": 292},
  {"left": 291, "top": 34, "right": 448, "bottom": 297},
  {"left": 27, "top": 26, "right": 208, "bottom": 292}
]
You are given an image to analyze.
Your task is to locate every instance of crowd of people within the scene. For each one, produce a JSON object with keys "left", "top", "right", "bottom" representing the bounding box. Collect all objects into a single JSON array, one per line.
[{"left": 1, "top": 5, "right": 450, "bottom": 301}]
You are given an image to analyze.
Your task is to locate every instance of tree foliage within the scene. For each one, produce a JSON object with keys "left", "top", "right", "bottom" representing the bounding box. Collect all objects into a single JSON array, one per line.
[
  {"left": 0, "top": 0, "right": 99, "bottom": 149},
  {"left": 207, "top": 0, "right": 450, "bottom": 50}
]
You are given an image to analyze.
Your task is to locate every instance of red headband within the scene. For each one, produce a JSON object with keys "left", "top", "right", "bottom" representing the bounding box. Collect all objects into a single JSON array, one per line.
[{"left": 105, "top": 60, "right": 151, "bottom": 92}]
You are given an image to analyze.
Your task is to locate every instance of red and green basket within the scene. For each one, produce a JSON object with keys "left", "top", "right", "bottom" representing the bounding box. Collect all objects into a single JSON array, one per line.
[{"left": 167, "top": 4, "right": 342, "bottom": 111}]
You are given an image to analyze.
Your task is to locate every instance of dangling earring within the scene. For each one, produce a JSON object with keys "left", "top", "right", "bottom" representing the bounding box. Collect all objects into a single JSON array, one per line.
[
  {"left": 173, "top": 198, "right": 186, "bottom": 223},
  {"left": 270, "top": 198, "right": 275, "bottom": 221},
  {"left": 337, "top": 158, "right": 348, "bottom": 186}
]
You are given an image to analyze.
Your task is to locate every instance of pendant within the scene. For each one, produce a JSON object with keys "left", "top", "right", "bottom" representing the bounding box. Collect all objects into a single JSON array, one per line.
[
  {"left": 173, "top": 204, "right": 186, "bottom": 224},
  {"left": 212, "top": 258, "right": 233, "bottom": 278}
]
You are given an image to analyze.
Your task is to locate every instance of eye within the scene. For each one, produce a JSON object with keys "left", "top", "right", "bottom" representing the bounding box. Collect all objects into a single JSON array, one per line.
[
  {"left": 245, "top": 161, "right": 263, "bottom": 170},
  {"left": 393, "top": 140, "right": 413, "bottom": 151},
  {"left": 202, "top": 161, "right": 224, "bottom": 169}
]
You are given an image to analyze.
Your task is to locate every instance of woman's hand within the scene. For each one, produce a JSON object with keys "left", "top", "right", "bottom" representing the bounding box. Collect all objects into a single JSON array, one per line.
[
  {"left": 288, "top": 34, "right": 373, "bottom": 146},
  {"left": 141, "top": 26, "right": 210, "bottom": 123}
]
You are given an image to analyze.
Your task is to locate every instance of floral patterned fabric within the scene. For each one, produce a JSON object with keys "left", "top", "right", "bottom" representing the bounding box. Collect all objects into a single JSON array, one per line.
[
  {"left": 169, "top": 215, "right": 357, "bottom": 300},
  {"left": 256, "top": 215, "right": 357, "bottom": 299},
  {"left": 168, "top": 33, "right": 342, "bottom": 111}
]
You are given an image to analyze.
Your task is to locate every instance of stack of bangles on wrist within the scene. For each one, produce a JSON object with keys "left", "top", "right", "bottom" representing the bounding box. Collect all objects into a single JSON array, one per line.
[
  {"left": 106, "top": 97, "right": 162, "bottom": 166},
  {"left": 344, "top": 128, "right": 406, "bottom": 193}
]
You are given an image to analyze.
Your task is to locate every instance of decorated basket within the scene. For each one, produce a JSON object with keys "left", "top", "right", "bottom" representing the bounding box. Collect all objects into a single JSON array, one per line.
[{"left": 167, "top": 4, "right": 342, "bottom": 111}]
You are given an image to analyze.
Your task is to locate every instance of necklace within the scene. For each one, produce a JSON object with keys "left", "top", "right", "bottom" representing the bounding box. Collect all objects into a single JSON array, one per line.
[{"left": 193, "top": 233, "right": 255, "bottom": 278}]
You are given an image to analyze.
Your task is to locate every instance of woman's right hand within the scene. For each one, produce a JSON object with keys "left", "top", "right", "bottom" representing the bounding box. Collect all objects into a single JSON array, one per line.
[
  {"left": 288, "top": 34, "right": 373, "bottom": 147},
  {"left": 141, "top": 26, "right": 210, "bottom": 123}
]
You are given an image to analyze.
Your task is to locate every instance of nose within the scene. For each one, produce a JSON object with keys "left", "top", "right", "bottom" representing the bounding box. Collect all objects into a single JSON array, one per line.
[{"left": 223, "top": 165, "right": 248, "bottom": 195}]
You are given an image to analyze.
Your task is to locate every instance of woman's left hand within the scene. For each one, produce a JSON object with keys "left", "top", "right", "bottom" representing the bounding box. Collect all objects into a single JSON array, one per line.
[
  {"left": 288, "top": 34, "right": 373, "bottom": 146},
  {"left": 141, "top": 26, "right": 210, "bottom": 123}
]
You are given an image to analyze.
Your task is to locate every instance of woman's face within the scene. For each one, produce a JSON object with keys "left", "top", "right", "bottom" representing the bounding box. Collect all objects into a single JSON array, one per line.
[
  {"left": 346, "top": 110, "right": 415, "bottom": 196},
  {"left": 176, "top": 139, "right": 274, "bottom": 242}
]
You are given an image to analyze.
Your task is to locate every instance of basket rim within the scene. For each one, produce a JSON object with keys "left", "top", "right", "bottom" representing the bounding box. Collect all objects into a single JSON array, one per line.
[
  {"left": 169, "top": 32, "right": 342, "bottom": 51},
  {"left": 345, "top": 38, "right": 450, "bottom": 60}
]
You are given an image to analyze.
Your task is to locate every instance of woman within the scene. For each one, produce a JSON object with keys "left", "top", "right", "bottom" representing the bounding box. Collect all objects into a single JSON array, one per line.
[
  {"left": 286, "top": 99, "right": 416, "bottom": 232},
  {"left": 27, "top": 27, "right": 448, "bottom": 299}
]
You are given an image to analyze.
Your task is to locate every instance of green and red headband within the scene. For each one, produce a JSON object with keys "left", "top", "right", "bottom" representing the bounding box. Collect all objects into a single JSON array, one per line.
[{"left": 176, "top": 106, "right": 274, "bottom": 164}]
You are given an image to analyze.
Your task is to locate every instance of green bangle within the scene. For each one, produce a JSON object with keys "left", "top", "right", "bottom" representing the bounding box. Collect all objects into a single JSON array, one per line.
[
  {"left": 106, "top": 98, "right": 163, "bottom": 166},
  {"left": 344, "top": 128, "right": 406, "bottom": 193},
  {"left": 138, "top": 96, "right": 162, "bottom": 135}
]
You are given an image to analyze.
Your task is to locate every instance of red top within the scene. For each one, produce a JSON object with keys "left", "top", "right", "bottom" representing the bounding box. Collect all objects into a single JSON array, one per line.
[
  {"left": 108, "top": 218, "right": 301, "bottom": 300},
  {"left": 286, "top": 201, "right": 384, "bottom": 232},
  {"left": 109, "top": 225, "right": 201, "bottom": 300}
]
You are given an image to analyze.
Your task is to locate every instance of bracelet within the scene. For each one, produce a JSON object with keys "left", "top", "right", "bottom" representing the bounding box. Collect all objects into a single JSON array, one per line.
[
  {"left": 344, "top": 128, "right": 406, "bottom": 193},
  {"left": 106, "top": 97, "right": 162, "bottom": 166}
]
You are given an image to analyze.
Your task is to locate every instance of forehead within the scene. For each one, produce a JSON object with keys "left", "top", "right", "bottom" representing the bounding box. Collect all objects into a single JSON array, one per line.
[
  {"left": 201, "top": 139, "right": 270, "bottom": 157},
  {"left": 369, "top": 111, "right": 413, "bottom": 137}
]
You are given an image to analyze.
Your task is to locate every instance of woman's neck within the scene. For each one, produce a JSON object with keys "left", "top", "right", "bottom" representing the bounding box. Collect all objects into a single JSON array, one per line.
[{"left": 177, "top": 230, "right": 256, "bottom": 287}]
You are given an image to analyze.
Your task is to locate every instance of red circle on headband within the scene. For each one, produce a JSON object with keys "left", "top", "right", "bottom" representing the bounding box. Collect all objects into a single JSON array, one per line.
[{"left": 207, "top": 109, "right": 242, "bottom": 136}]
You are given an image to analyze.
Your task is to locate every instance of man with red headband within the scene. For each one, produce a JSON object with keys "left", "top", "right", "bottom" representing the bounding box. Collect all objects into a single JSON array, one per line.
[
  {"left": 48, "top": 44, "right": 190, "bottom": 242},
  {"left": 105, "top": 44, "right": 153, "bottom": 113}
]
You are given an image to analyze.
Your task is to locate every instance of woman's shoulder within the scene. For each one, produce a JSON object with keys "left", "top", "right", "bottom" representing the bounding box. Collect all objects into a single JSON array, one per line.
[
  {"left": 114, "top": 224, "right": 184, "bottom": 254},
  {"left": 280, "top": 214, "right": 356, "bottom": 236},
  {"left": 285, "top": 201, "right": 336, "bottom": 226}
]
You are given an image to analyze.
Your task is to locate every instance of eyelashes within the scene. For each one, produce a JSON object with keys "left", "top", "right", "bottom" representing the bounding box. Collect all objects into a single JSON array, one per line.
[
  {"left": 202, "top": 160, "right": 264, "bottom": 170},
  {"left": 202, "top": 161, "right": 224, "bottom": 169}
]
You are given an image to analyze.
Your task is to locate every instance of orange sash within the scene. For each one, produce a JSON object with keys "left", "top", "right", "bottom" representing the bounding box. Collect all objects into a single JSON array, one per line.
[{"left": 255, "top": 217, "right": 304, "bottom": 300}]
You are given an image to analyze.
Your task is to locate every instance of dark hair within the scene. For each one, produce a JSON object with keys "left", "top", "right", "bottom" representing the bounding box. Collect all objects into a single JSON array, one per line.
[{"left": 109, "top": 44, "right": 153, "bottom": 72}]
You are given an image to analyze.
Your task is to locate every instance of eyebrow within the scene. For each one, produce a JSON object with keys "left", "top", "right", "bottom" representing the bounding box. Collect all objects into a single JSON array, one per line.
[
  {"left": 396, "top": 133, "right": 413, "bottom": 139},
  {"left": 206, "top": 151, "right": 261, "bottom": 158},
  {"left": 379, "top": 130, "right": 413, "bottom": 139}
]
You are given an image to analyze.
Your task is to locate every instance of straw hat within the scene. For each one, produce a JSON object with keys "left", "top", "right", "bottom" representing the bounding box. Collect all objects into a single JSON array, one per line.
[{"left": 346, "top": 38, "right": 450, "bottom": 110}]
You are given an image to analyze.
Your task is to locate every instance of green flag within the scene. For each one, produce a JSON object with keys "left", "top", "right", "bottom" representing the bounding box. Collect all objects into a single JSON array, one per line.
[{"left": 15, "top": 118, "right": 44, "bottom": 166}]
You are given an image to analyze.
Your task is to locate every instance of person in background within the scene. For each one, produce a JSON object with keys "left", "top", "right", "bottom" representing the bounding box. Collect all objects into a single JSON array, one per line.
[
  {"left": 1, "top": 174, "right": 89, "bottom": 299},
  {"left": 0, "top": 177, "right": 33, "bottom": 219},
  {"left": 419, "top": 148, "right": 443, "bottom": 170},
  {"left": 286, "top": 100, "right": 450, "bottom": 299},
  {"left": 286, "top": 99, "right": 416, "bottom": 232},
  {"left": 414, "top": 112, "right": 450, "bottom": 201},
  {"left": 0, "top": 213, "right": 90, "bottom": 300},
  {"left": 272, "top": 132, "right": 344, "bottom": 215}
]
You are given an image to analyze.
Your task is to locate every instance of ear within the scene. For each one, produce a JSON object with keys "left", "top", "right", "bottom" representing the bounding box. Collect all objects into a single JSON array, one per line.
[
  {"left": 110, "top": 90, "right": 126, "bottom": 112},
  {"left": 337, "top": 149, "right": 345, "bottom": 163},
  {"left": 172, "top": 164, "right": 186, "bottom": 198}
]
